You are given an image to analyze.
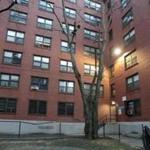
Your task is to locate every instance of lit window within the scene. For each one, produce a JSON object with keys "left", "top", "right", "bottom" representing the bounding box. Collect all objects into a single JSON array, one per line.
[
  {"left": 9, "top": 10, "right": 27, "bottom": 24},
  {"left": 84, "top": 29, "right": 101, "bottom": 41},
  {"left": 60, "top": 60, "right": 73, "bottom": 73},
  {"left": 62, "top": 23, "right": 75, "bottom": 34},
  {"left": 39, "top": 0, "right": 54, "bottom": 12},
  {"left": 84, "top": 0, "right": 102, "bottom": 11},
  {"left": 31, "top": 76, "right": 48, "bottom": 90},
  {"left": 6, "top": 30, "right": 25, "bottom": 44},
  {"left": 84, "top": 64, "right": 98, "bottom": 76},
  {"left": 126, "top": 73, "right": 139, "bottom": 91},
  {"left": 84, "top": 83, "right": 104, "bottom": 97},
  {"left": 125, "top": 50, "right": 137, "bottom": 69},
  {"left": 123, "top": 28, "right": 135, "bottom": 46},
  {"left": 65, "top": 7, "right": 76, "bottom": 18},
  {"left": 84, "top": 46, "right": 100, "bottom": 57},
  {"left": 61, "top": 41, "right": 75, "bottom": 53},
  {"left": 37, "top": 17, "right": 53, "bottom": 30},
  {"left": 3, "top": 50, "right": 22, "bottom": 65},
  {"left": 35, "top": 35, "right": 51, "bottom": 48},
  {"left": 59, "top": 80, "right": 75, "bottom": 94},
  {"left": 0, "top": 73, "right": 20, "bottom": 88},
  {"left": 120, "top": 0, "right": 130, "bottom": 8},
  {"left": 33, "top": 55, "right": 50, "bottom": 69},
  {"left": 122, "top": 9, "right": 133, "bottom": 27},
  {"left": 84, "top": 13, "right": 101, "bottom": 25}
]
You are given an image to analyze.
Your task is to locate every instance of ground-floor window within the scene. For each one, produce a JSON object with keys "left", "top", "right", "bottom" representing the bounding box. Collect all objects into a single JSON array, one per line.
[{"left": 124, "top": 99, "right": 141, "bottom": 117}]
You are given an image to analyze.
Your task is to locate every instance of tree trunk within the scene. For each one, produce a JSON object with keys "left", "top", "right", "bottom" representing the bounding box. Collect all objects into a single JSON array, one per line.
[{"left": 84, "top": 96, "right": 99, "bottom": 139}]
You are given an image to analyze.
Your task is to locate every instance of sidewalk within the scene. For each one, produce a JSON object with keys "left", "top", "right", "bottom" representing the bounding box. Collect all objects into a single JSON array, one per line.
[{"left": 108, "top": 135, "right": 143, "bottom": 149}]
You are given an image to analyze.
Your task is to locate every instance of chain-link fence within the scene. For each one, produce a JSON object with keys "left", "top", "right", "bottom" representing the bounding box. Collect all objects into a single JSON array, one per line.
[{"left": 0, "top": 120, "right": 85, "bottom": 138}]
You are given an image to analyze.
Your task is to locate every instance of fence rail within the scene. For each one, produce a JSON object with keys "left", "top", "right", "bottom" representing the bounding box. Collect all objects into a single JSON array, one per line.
[{"left": 0, "top": 120, "right": 149, "bottom": 148}]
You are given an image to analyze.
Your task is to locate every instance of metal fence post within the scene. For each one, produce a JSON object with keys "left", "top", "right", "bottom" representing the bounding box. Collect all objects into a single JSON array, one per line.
[
  {"left": 59, "top": 122, "right": 62, "bottom": 136},
  {"left": 118, "top": 124, "right": 121, "bottom": 142},
  {"left": 18, "top": 121, "right": 22, "bottom": 137},
  {"left": 103, "top": 124, "right": 105, "bottom": 137}
]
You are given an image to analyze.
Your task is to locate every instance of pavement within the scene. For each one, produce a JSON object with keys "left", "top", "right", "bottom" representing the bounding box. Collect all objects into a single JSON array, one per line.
[
  {"left": 0, "top": 134, "right": 143, "bottom": 150},
  {"left": 0, "top": 139, "right": 84, "bottom": 150},
  {"left": 108, "top": 135, "right": 143, "bottom": 149}
]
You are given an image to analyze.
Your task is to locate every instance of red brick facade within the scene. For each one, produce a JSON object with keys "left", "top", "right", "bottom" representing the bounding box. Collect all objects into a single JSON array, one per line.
[
  {"left": 0, "top": 0, "right": 110, "bottom": 121},
  {"left": 106, "top": 0, "right": 150, "bottom": 121}
]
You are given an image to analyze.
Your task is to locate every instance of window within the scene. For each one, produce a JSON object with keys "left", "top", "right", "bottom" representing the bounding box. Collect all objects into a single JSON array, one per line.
[
  {"left": 125, "top": 99, "right": 141, "bottom": 116},
  {"left": 0, "top": 98, "right": 17, "bottom": 113},
  {"left": 84, "top": 64, "right": 98, "bottom": 76},
  {"left": 84, "top": 46, "right": 100, "bottom": 57},
  {"left": 33, "top": 55, "right": 50, "bottom": 69},
  {"left": 9, "top": 10, "right": 27, "bottom": 24},
  {"left": 19, "top": 0, "right": 29, "bottom": 5},
  {"left": 6, "top": 30, "right": 25, "bottom": 44},
  {"left": 61, "top": 41, "right": 75, "bottom": 53},
  {"left": 0, "top": 73, "right": 20, "bottom": 88},
  {"left": 84, "top": 29, "right": 100, "bottom": 41},
  {"left": 62, "top": 23, "right": 75, "bottom": 34},
  {"left": 35, "top": 35, "right": 51, "bottom": 48},
  {"left": 29, "top": 100, "right": 47, "bottom": 115},
  {"left": 120, "top": 0, "right": 130, "bottom": 8},
  {"left": 37, "top": 17, "right": 53, "bottom": 30},
  {"left": 125, "top": 50, "right": 137, "bottom": 69},
  {"left": 84, "top": 0, "right": 101, "bottom": 11},
  {"left": 60, "top": 60, "right": 73, "bottom": 73},
  {"left": 84, "top": 13, "right": 101, "bottom": 25},
  {"left": 126, "top": 73, "right": 139, "bottom": 91},
  {"left": 39, "top": 0, "right": 54, "bottom": 12},
  {"left": 111, "top": 83, "right": 116, "bottom": 97},
  {"left": 65, "top": 7, "right": 76, "bottom": 18},
  {"left": 109, "top": 29, "right": 113, "bottom": 41},
  {"left": 123, "top": 28, "right": 135, "bottom": 46},
  {"left": 59, "top": 80, "right": 75, "bottom": 94},
  {"left": 3, "top": 50, "right": 22, "bottom": 65},
  {"left": 122, "top": 9, "right": 133, "bottom": 27},
  {"left": 58, "top": 102, "right": 74, "bottom": 116},
  {"left": 67, "top": 0, "right": 76, "bottom": 3},
  {"left": 31, "top": 76, "right": 48, "bottom": 90},
  {"left": 84, "top": 83, "right": 104, "bottom": 97}
]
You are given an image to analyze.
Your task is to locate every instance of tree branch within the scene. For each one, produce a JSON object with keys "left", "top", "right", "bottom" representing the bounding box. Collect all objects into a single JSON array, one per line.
[{"left": 0, "top": 0, "right": 17, "bottom": 14}]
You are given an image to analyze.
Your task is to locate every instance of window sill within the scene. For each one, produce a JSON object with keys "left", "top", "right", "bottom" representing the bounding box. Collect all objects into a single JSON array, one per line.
[
  {"left": 126, "top": 87, "right": 140, "bottom": 93},
  {"left": 30, "top": 89, "right": 48, "bottom": 93},
  {"left": 6, "top": 41, "right": 24, "bottom": 45},
  {"left": 125, "top": 62, "right": 138, "bottom": 71},
  {"left": 0, "top": 112, "right": 16, "bottom": 115},
  {"left": 28, "top": 113, "right": 47, "bottom": 116},
  {"left": 0, "top": 86, "right": 19, "bottom": 90},
  {"left": 59, "top": 92, "right": 74, "bottom": 95},
  {"left": 2, "top": 63, "right": 22, "bottom": 67}
]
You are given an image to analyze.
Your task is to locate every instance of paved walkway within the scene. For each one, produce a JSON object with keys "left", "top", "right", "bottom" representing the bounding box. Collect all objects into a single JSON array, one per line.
[
  {"left": 0, "top": 140, "right": 85, "bottom": 150},
  {"left": 108, "top": 135, "right": 143, "bottom": 149}
]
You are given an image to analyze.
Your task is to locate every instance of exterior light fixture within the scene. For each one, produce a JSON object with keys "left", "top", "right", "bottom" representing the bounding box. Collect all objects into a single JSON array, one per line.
[
  {"left": 111, "top": 101, "right": 116, "bottom": 105},
  {"left": 113, "top": 47, "right": 122, "bottom": 56}
]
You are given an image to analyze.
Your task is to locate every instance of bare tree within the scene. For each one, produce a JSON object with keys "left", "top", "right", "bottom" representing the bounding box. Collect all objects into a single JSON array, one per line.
[
  {"left": 0, "top": 0, "right": 18, "bottom": 14},
  {"left": 49, "top": 0, "right": 107, "bottom": 139}
]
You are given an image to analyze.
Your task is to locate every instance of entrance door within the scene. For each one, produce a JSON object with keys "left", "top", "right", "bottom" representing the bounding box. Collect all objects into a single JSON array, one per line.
[{"left": 110, "top": 105, "right": 117, "bottom": 122}]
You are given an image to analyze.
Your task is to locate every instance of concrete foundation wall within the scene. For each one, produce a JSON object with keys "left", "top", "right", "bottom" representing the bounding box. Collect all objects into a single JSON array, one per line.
[
  {"left": 0, "top": 119, "right": 85, "bottom": 136},
  {"left": 0, "top": 119, "right": 150, "bottom": 138}
]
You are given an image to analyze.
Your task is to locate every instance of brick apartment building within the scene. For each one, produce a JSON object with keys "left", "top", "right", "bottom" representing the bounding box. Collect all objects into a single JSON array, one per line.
[
  {"left": 0, "top": 0, "right": 110, "bottom": 122},
  {"left": 0, "top": 0, "right": 150, "bottom": 123},
  {"left": 106, "top": 0, "right": 150, "bottom": 122}
]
